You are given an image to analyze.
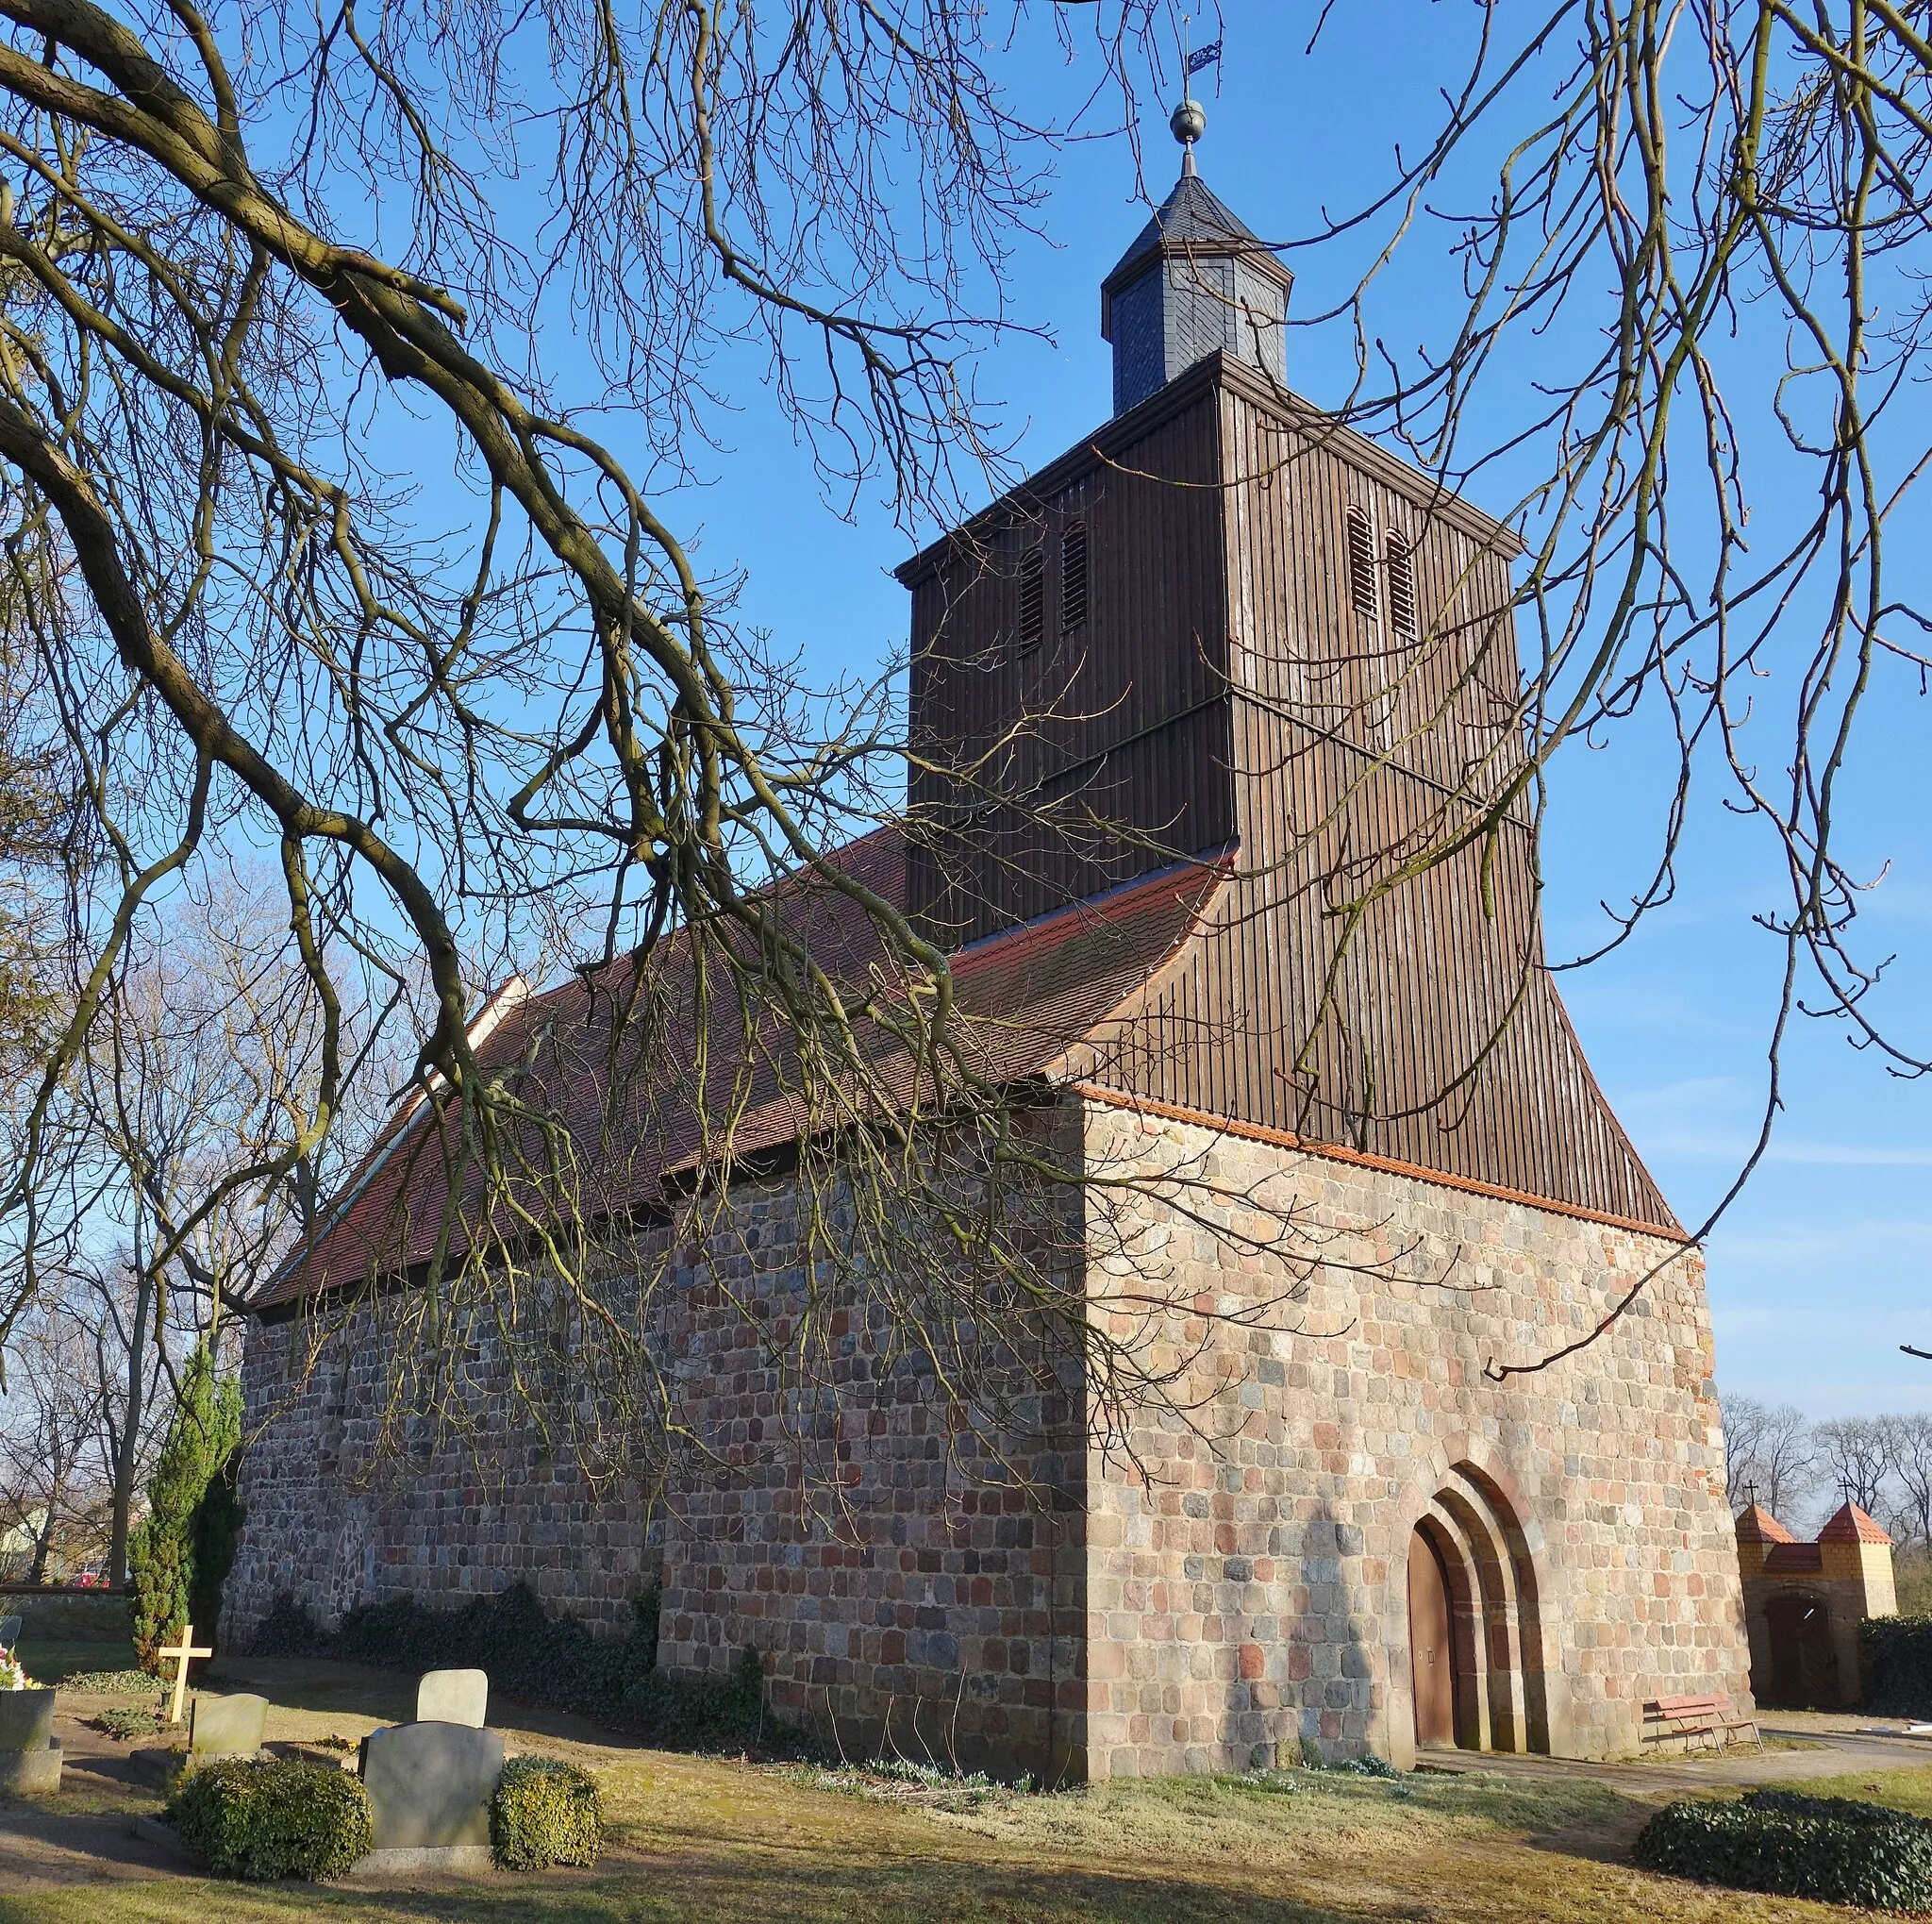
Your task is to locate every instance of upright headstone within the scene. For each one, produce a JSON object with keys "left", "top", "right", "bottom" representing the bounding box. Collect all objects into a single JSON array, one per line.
[
  {"left": 187, "top": 1692, "right": 268, "bottom": 1761},
  {"left": 0, "top": 1688, "right": 54, "bottom": 1753},
  {"left": 358, "top": 1721, "right": 505, "bottom": 1849},
  {"left": 0, "top": 1614, "right": 21, "bottom": 1650},
  {"left": 416, "top": 1667, "right": 489, "bottom": 1728},
  {"left": 0, "top": 1687, "right": 60, "bottom": 1794}
]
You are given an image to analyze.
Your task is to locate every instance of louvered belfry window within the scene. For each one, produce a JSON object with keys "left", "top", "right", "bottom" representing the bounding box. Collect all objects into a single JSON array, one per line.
[
  {"left": 1018, "top": 543, "right": 1044, "bottom": 653},
  {"left": 1386, "top": 528, "right": 1418, "bottom": 636},
  {"left": 1346, "top": 504, "right": 1378, "bottom": 620},
  {"left": 1059, "top": 518, "right": 1090, "bottom": 633}
]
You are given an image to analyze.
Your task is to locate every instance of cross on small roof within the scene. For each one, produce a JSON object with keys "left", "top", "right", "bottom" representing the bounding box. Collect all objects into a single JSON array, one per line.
[{"left": 157, "top": 1623, "right": 213, "bottom": 1726}]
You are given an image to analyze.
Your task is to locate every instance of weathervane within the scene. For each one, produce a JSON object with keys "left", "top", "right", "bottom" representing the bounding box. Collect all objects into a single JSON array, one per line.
[{"left": 1173, "top": 17, "right": 1222, "bottom": 173}]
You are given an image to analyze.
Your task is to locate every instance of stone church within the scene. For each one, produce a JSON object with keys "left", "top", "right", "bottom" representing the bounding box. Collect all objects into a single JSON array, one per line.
[{"left": 227, "top": 126, "right": 1753, "bottom": 1780}]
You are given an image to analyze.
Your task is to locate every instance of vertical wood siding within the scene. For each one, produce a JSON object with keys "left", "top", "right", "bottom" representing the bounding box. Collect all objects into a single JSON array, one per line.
[
  {"left": 903, "top": 357, "right": 1674, "bottom": 1230},
  {"left": 907, "top": 388, "right": 1234, "bottom": 946}
]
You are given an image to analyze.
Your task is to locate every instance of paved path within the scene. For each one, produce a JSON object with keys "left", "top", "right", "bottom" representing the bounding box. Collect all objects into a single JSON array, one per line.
[{"left": 1420, "top": 1714, "right": 1932, "bottom": 1798}]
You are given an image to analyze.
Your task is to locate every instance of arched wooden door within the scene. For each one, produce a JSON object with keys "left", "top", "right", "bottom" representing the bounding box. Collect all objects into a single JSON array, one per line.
[
  {"left": 1765, "top": 1592, "right": 1841, "bottom": 1708},
  {"left": 1407, "top": 1526, "right": 1458, "bottom": 1748}
]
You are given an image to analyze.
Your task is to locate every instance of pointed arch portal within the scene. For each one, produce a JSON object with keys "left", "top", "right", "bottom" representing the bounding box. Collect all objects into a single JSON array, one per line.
[{"left": 1406, "top": 1464, "right": 1551, "bottom": 1755}]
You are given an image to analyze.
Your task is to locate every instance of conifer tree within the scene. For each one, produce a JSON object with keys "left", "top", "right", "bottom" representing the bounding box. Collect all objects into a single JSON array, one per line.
[{"left": 128, "top": 1346, "right": 242, "bottom": 1668}]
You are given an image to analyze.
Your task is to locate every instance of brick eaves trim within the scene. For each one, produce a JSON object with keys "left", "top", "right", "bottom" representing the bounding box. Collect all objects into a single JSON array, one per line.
[{"left": 1068, "top": 1079, "right": 1693, "bottom": 1246}]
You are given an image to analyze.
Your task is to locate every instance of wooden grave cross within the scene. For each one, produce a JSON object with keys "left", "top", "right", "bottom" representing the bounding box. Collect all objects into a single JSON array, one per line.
[{"left": 158, "top": 1623, "right": 213, "bottom": 1725}]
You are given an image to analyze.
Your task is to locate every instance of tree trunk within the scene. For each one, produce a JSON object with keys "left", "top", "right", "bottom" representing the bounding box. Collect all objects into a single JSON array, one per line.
[
  {"left": 26, "top": 1476, "right": 61, "bottom": 1583},
  {"left": 107, "top": 1270, "right": 154, "bottom": 1588}
]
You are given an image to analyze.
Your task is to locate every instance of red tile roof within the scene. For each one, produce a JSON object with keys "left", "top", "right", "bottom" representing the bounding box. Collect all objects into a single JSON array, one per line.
[
  {"left": 1734, "top": 1505, "right": 1795, "bottom": 1546},
  {"left": 255, "top": 833, "right": 1231, "bottom": 1309},
  {"left": 1819, "top": 1501, "right": 1894, "bottom": 1548}
]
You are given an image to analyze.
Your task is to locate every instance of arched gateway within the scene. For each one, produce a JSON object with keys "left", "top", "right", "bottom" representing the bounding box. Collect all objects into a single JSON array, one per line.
[{"left": 1406, "top": 1465, "right": 1552, "bottom": 1757}]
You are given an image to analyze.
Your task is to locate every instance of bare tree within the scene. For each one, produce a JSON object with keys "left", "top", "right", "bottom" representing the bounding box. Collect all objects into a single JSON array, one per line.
[
  {"left": 1280, "top": 1, "right": 1932, "bottom": 1373},
  {"left": 1882, "top": 1414, "right": 1932, "bottom": 1550},
  {"left": 1815, "top": 1416, "right": 1893, "bottom": 1517},
  {"left": 0, "top": 1, "right": 1373, "bottom": 1510},
  {"left": 0, "top": 1291, "right": 108, "bottom": 1579},
  {"left": 73, "top": 1251, "right": 164, "bottom": 1587},
  {"left": 0, "top": 0, "right": 1101, "bottom": 1347},
  {"left": 70, "top": 875, "right": 400, "bottom": 1576},
  {"left": 0, "top": 0, "right": 1917, "bottom": 1488},
  {"left": 1721, "top": 1392, "right": 1817, "bottom": 1517}
]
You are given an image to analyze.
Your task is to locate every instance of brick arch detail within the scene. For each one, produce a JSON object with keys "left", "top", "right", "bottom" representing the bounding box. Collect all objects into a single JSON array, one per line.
[
  {"left": 1392, "top": 1434, "right": 1547, "bottom": 1557},
  {"left": 1389, "top": 1436, "right": 1553, "bottom": 1759}
]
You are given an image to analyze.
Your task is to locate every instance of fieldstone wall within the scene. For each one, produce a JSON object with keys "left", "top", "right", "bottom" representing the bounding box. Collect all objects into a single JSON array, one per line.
[
  {"left": 229, "top": 1090, "right": 1750, "bottom": 1780},
  {"left": 1074, "top": 1097, "right": 1750, "bottom": 1776},
  {"left": 228, "top": 1280, "right": 664, "bottom": 1641},
  {"left": 0, "top": 1587, "right": 132, "bottom": 1642},
  {"left": 228, "top": 1153, "right": 1091, "bottom": 1782},
  {"left": 645, "top": 1163, "right": 1090, "bottom": 1783}
]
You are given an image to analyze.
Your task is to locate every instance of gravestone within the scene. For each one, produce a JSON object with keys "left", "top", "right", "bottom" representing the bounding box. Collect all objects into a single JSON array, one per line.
[
  {"left": 0, "top": 1687, "right": 54, "bottom": 1752},
  {"left": 0, "top": 1686, "right": 60, "bottom": 1794},
  {"left": 0, "top": 1614, "right": 20, "bottom": 1649},
  {"left": 358, "top": 1720, "right": 505, "bottom": 1849},
  {"left": 416, "top": 1666, "right": 489, "bottom": 1728},
  {"left": 188, "top": 1692, "right": 268, "bottom": 1761}
]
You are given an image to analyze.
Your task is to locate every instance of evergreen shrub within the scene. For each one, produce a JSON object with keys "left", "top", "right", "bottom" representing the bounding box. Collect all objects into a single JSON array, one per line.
[
  {"left": 167, "top": 1756, "right": 372, "bottom": 1881},
  {"left": 1633, "top": 1788, "right": 1932, "bottom": 1911},
  {"left": 91, "top": 1703, "right": 163, "bottom": 1741},
  {"left": 1859, "top": 1613, "right": 1932, "bottom": 1715},
  {"left": 58, "top": 1668, "right": 158, "bottom": 1695},
  {"left": 250, "top": 1581, "right": 777, "bottom": 1751},
  {"left": 491, "top": 1755, "right": 604, "bottom": 1869}
]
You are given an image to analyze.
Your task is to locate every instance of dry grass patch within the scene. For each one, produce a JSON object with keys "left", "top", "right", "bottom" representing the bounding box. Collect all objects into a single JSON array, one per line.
[
  {"left": 5, "top": 1741, "right": 1923, "bottom": 1923},
  {"left": 1770, "top": 1765, "right": 1932, "bottom": 1818}
]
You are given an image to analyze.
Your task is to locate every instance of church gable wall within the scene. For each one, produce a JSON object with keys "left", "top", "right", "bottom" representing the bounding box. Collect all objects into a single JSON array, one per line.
[
  {"left": 1074, "top": 1098, "right": 1748, "bottom": 1778},
  {"left": 1062, "top": 373, "right": 1677, "bottom": 1230}
]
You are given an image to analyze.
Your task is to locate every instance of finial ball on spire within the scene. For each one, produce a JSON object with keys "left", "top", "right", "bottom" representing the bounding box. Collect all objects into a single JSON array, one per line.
[{"left": 1170, "top": 96, "right": 1207, "bottom": 147}]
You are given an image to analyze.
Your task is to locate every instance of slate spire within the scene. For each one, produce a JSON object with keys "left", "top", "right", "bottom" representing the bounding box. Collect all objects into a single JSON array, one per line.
[{"left": 1100, "top": 104, "right": 1291, "bottom": 416}]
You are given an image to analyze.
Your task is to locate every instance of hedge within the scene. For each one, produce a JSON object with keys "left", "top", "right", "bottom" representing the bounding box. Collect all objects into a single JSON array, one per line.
[
  {"left": 167, "top": 1757, "right": 373, "bottom": 1882},
  {"left": 1860, "top": 1613, "right": 1932, "bottom": 1715},
  {"left": 491, "top": 1755, "right": 604, "bottom": 1869},
  {"left": 253, "top": 1581, "right": 775, "bottom": 1751},
  {"left": 1633, "top": 1788, "right": 1932, "bottom": 1912}
]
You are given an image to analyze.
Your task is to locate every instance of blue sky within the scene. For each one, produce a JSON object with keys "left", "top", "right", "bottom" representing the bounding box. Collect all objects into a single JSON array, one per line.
[{"left": 479, "top": 7, "right": 1931, "bottom": 1416}]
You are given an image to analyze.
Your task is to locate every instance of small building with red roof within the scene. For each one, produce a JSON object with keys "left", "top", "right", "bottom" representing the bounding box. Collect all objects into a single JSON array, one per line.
[{"left": 1737, "top": 1500, "right": 1897, "bottom": 1708}]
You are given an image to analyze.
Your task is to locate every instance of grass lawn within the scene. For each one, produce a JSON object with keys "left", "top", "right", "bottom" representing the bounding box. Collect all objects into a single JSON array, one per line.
[
  {"left": 8, "top": 1720, "right": 1928, "bottom": 1924},
  {"left": 10, "top": 1634, "right": 145, "bottom": 1687},
  {"left": 1767, "top": 1763, "right": 1932, "bottom": 1815}
]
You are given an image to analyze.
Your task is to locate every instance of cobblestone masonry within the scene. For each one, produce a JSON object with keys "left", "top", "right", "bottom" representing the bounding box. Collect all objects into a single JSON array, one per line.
[
  {"left": 229, "top": 1091, "right": 1750, "bottom": 1779},
  {"left": 1074, "top": 1099, "right": 1749, "bottom": 1775},
  {"left": 229, "top": 1162, "right": 1091, "bottom": 1782}
]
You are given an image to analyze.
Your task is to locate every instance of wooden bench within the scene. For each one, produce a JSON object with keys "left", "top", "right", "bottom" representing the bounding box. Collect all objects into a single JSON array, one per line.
[{"left": 1641, "top": 1694, "right": 1761, "bottom": 1751}]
